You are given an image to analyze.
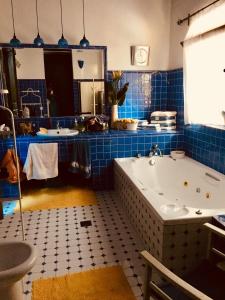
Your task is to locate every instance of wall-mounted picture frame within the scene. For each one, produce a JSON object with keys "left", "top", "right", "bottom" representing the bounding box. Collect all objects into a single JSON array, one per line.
[{"left": 131, "top": 46, "right": 150, "bottom": 66}]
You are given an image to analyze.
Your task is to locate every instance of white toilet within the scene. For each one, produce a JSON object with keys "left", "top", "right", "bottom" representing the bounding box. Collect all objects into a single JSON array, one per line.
[{"left": 0, "top": 240, "right": 38, "bottom": 300}]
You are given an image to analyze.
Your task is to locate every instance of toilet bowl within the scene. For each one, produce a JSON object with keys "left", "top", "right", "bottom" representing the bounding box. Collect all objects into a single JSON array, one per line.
[{"left": 0, "top": 240, "right": 38, "bottom": 300}]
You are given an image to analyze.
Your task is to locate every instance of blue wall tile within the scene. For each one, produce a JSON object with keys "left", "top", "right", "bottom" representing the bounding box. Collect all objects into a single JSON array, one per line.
[
  {"left": 107, "top": 70, "right": 184, "bottom": 126},
  {"left": 167, "top": 69, "right": 184, "bottom": 126},
  {"left": 107, "top": 71, "right": 168, "bottom": 121},
  {"left": 184, "top": 125, "right": 225, "bottom": 175}
]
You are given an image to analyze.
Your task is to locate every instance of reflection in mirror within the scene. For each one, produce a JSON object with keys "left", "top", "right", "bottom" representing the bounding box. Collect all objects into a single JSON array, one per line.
[
  {"left": 80, "top": 81, "right": 104, "bottom": 115},
  {"left": 72, "top": 49, "right": 104, "bottom": 80},
  {"left": 0, "top": 46, "right": 106, "bottom": 118},
  {"left": 16, "top": 48, "right": 46, "bottom": 117},
  {"left": 72, "top": 49, "right": 105, "bottom": 115},
  {"left": 44, "top": 49, "right": 74, "bottom": 116}
]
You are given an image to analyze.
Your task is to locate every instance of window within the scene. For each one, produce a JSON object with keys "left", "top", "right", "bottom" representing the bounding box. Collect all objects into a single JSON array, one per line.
[{"left": 184, "top": 1, "right": 225, "bottom": 125}]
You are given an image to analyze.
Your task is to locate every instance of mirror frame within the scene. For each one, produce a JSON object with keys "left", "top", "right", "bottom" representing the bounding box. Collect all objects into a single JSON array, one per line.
[{"left": 0, "top": 43, "right": 108, "bottom": 117}]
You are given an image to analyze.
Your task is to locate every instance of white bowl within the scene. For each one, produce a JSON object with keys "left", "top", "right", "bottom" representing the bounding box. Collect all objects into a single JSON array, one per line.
[
  {"left": 170, "top": 150, "right": 185, "bottom": 159},
  {"left": 126, "top": 123, "right": 138, "bottom": 131}
]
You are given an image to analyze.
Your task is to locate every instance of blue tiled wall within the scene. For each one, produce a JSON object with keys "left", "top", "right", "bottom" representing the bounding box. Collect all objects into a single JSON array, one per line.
[
  {"left": 18, "top": 79, "right": 47, "bottom": 116},
  {"left": 1, "top": 67, "right": 186, "bottom": 201},
  {"left": 107, "top": 71, "right": 169, "bottom": 120},
  {"left": 167, "top": 69, "right": 184, "bottom": 126},
  {"left": 184, "top": 125, "right": 225, "bottom": 175},
  {"left": 107, "top": 70, "right": 184, "bottom": 125},
  {"left": 151, "top": 71, "right": 168, "bottom": 114},
  {"left": 91, "top": 131, "right": 184, "bottom": 189},
  {"left": 117, "top": 72, "right": 152, "bottom": 119},
  {"left": 6, "top": 68, "right": 225, "bottom": 199},
  {"left": 15, "top": 70, "right": 184, "bottom": 124},
  {"left": 0, "top": 130, "right": 184, "bottom": 198}
]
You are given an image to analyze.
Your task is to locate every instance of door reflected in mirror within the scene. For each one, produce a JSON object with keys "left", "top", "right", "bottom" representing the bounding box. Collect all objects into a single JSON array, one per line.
[{"left": 0, "top": 46, "right": 106, "bottom": 118}]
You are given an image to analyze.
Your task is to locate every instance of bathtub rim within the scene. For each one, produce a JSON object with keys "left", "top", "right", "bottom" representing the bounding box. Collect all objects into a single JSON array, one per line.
[{"left": 114, "top": 156, "right": 224, "bottom": 225}]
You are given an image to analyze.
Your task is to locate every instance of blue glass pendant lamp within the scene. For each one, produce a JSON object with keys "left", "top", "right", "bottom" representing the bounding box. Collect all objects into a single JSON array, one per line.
[
  {"left": 80, "top": 0, "right": 90, "bottom": 47},
  {"left": 9, "top": 0, "right": 21, "bottom": 47},
  {"left": 33, "top": 0, "right": 44, "bottom": 47},
  {"left": 58, "top": 0, "right": 68, "bottom": 48}
]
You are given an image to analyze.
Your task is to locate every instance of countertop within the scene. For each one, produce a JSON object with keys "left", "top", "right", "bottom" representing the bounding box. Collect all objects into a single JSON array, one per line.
[{"left": 0, "top": 128, "right": 184, "bottom": 144}]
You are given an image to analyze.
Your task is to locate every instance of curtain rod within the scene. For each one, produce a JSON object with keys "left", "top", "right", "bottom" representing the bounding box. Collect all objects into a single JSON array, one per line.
[{"left": 177, "top": 0, "right": 221, "bottom": 25}]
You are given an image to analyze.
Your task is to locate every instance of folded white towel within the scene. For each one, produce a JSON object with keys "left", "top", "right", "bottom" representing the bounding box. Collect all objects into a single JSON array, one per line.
[{"left": 23, "top": 143, "right": 58, "bottom": 180}]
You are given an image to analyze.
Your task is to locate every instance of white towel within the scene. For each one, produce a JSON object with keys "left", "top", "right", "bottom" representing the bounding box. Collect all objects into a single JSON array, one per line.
[{"left": 23, "top": 143, "right": 58, "bottom": 180}]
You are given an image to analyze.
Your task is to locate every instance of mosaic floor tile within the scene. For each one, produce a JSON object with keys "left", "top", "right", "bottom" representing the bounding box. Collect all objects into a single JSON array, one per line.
[{"left": 0, "top": 191, "right": 146, "bottom": 300}]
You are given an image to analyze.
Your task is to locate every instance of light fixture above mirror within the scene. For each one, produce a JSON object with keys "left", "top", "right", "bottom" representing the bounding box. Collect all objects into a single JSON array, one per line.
[
  {"left": 33, "top": 0, "right": 44, "bottom": 47},
  {"left": 58, "top": 0, "right": 68, "bottom": 48},
  {"left": 9, "top": 0, "right": 21, "bottom": 47},
  {"left": 80, "top": 0, "right": 90, "bottom": 48}
]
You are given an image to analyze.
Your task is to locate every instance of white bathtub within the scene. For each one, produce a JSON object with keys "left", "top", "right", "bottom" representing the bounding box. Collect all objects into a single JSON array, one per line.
[{"left": 114, "top": 156, "right": 225, "bottom": 222}]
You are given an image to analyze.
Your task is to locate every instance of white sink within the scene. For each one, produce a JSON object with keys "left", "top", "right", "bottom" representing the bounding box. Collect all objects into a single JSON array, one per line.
[
  {"left": 160, "top": 204, "right": 189, "bottom": 217},
  {"left": 37, "top": 128, "right": 79, "bottom": 137}
]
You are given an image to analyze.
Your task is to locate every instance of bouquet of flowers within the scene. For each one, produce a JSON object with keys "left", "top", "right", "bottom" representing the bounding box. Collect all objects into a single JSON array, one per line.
[{"left": 107, "top": 71, "right": 129, "bottom": 106}]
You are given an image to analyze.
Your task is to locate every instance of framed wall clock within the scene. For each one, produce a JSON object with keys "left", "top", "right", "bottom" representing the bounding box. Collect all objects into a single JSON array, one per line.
[{"left": 131, "top": 46, "right": 150, "bottom": 66}]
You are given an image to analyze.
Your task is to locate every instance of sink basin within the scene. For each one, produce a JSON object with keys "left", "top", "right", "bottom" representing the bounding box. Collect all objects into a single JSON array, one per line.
[
  {"left": 160, "top": 204, "right": 189, "bottom": 217},
  {"left": 37, "top": 128, "right": 79, "bottom": 137}
]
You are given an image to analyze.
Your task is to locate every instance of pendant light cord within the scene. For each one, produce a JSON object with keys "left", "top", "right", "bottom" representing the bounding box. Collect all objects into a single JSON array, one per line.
[
  {"left": 60, "top": 0, "right": 64, "bottom": 35},
  {"left": 35, "top": 0, "right": 40, "bottom": 34},
  {"left": 82, "top": 0, "right": 86, "bottom": 36},
  {"left": 10, "top": 0, "right": 16, "bottom": 35}
]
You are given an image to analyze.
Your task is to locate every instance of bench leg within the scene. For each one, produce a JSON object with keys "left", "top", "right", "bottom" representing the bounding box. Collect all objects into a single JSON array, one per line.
[{"left": 144, "top": 265, "right": 152, "bottom": 300}]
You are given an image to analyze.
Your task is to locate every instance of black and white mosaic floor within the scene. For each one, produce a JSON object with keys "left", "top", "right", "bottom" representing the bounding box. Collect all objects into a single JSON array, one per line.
[{"left": 0, "top": 191, "right": 145, "bottom": 300}]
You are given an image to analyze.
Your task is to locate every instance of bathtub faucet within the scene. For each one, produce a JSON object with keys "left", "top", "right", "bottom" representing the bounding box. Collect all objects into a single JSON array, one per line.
[{"left": 149, "top": 144, "right": 163, "bottom": 157}]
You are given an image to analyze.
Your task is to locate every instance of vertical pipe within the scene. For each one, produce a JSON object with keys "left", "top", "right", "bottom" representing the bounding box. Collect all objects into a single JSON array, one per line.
[
  {"left": 0, "top": 105, "right": 25, "bottom": 240},
  {"left": 92, "top": 78, "right": 96, "bottom": 115}
]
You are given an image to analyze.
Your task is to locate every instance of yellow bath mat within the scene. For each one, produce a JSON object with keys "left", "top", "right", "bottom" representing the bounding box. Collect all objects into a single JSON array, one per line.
[
  {"left": 32, "top": 266, "right": 136, "bottom": 300},
  {"left": 32, "top": 266, "right": 135, "bottom": 300},
  {"left": 15, "top": 186, "right": 97, "bottom": 211}
]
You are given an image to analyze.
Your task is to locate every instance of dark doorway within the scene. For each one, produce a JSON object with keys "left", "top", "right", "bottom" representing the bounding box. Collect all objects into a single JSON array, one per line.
[{"left": 44, "top": 49, "right": 74, "bottom": 116}]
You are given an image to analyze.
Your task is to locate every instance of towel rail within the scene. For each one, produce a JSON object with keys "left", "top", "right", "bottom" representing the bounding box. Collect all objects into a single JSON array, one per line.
[{"left": 20, "top": 88, "right": 43, "bottom": 117}]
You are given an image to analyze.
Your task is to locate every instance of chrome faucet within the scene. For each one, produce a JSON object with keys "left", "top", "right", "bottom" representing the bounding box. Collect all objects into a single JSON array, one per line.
[{"left": 149, "top": 144, "right": 163, "bottom": 157}]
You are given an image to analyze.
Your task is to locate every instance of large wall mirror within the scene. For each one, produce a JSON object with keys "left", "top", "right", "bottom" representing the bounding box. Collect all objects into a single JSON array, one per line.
[{"left": 0, "top": 46, "right": 106, "bottom": 118}]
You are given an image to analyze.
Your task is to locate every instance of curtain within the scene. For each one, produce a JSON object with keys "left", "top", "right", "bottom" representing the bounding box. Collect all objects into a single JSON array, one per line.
[{"left": 184, "top": 0, "right": 225, "bottom": 125}]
